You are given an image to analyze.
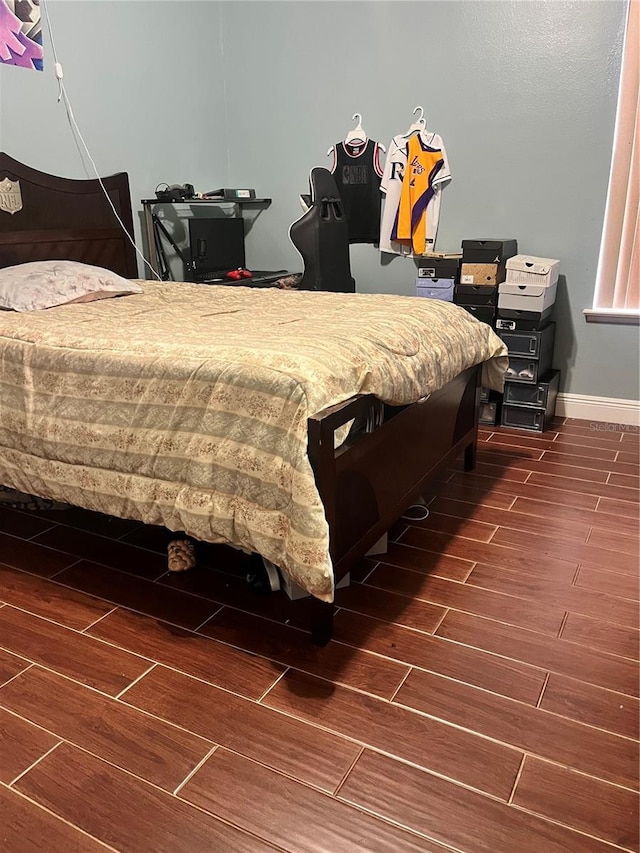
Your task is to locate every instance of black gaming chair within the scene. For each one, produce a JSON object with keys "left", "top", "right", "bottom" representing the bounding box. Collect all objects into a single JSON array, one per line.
[{"left": 289, "top": 168, "right": 355, "bottom": 293}]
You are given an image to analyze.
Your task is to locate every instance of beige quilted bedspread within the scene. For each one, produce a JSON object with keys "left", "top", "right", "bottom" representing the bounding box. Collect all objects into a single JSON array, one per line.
[{"left": 0, "top": 282, "right": 507, "bottom": 599}]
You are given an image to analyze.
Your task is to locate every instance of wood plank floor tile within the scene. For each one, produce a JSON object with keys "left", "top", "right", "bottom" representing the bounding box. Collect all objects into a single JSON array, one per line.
[
  {"left": 401, "top": 526, "right": 580, "bottom": 582},
  {"left": 411, "top": 511, "right": 498, "bottom": 543},
  {"left": 540, "top": 449, "right": 637, "bottom": 476},
  {"left": 540, "top": 673, "right": 640, "bottom": 740},
  {"left": 365, "top": 562, "right": 565, "bottom": 635},
  {"left": 118, "top": 523, "right": 174, "bottom": 553},
  {"left": 180, "top": 746, "right": 443, "bottom": 853},
  {"left": 511, "top": 495, "right": 640, "bottom": 536},
  {"left": 365, "top": 539, "right": 475, "bottom": 581},
  {"left": 0, "top": 564, "right": 113, "bottom": 631},
  {"left": 54, "top": 561, "right": 221, "bottom": 631},
  {"left": 552, "top": 432, "right": 631, "bottom": 452},
  {"left": 332, "top": 609, "right": 546, "bottom": 704},
  {"left": 0, "top": 783, "right": 112, "bottom": 852},
  {"left": 263, "top": 669, "right": 522, "bottom": 799},
  {"left": 0, "top": 667, "right": 212, "bottom": 791},
  {"left": 199, "top": 607, "right": 409, "bottom": 699},
  {"left": 0, "top": 532, "right": 78, "bottom": 578},
  {"left": 467, "top": 562, "right": 639, "bottom": 628},
  {"left": 527, "top": 471, "right": 640, "bottom": 504},
  {"left": 561, "top": 612, "right": 640, "bottom": 661},
  {"left": 621, "top": 431, "right": 640, "bottom": 444},
  {"left": 619, "top": 449, "right": 640, "bottom": 464},
  {"left": 0, "top": 648, "right": 30, "bottom": 687},
  {"left": 492, "top": 526, "right": 639, "bottom": 575},
  {"left": 0, "top": 606, "right": 151, "bottom": 696},
  {"left": 425, "top": 496, "right": 592, "bottom": 542},
  {"left": 334, "top": 581, "right": 446, "bottom": 634},
  {"left": 15, "top": 742, "right": 279, "bottom": 853},
  {"left": 122, "top": 664, "right": 361, "bottom": 793},
  {"left": 512, "top": 756, "right": 639, "bottom": 851},
  {"left": 394, "top": 668, "right": 638, "bottom": 789},
  {"left": 575, "top": 566, "right": 639, "bottom": 602},
  {"left": 23, "top": 505, "right": 141, "bottom": 540},
  {"left": 477, "top": 450, "right": 610, "bottom": 483},
  {"left": 32, "top": 526, "right": 167, "bottom": 580},
  {"left": 436, "top": 610, "right": 640, "bottom": 697},
  {"left": 0, "top": 507, "right": 56, "bottom": 540},
  {"left": 587, "top": 525, "right": 640, "bottom": 555},
  {"left": 492, "top": 436, "right": 620, "bottom": 462},
  {"left": 609, "top": 472, "right": 640, "bottom": 490},
  {"left": 0, "top": 707, "right": 59, "bottom": 783},
  {"left": 159, "top": 563, "right": 315, "bottom": 629},
  {"left": 598, "top": 497, "right": 640, "bottom": 519},
  {"left": 458, "top": 460, "right": 532, "bottom": 482},
  {"left": 423, "top": 478, "right": 517, "bottom": 510},
  {"left": 486, "top": 433, "right": 562, "bottom": 452},
  {"left": 449, "top": 470, "right": 600, "bottom": 510},
  {"left": 87, "top": 607, "right": 285, "bottom": 700},
  {"left": 480, "top": 443, "right": 545, "bottom": 461},
  {"left": 338, "top": 749, "right": 615, "bottom": 853}
]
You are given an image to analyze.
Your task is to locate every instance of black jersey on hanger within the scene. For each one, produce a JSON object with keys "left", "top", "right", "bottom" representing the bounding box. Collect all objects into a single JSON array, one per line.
[{"left": 329, "top": 138, "right": 384, "bottom": 243}]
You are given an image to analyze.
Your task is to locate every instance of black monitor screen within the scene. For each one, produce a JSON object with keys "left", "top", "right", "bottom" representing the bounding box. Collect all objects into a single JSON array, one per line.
[{"left": 189, "top": 217, "right": 246, "bottom": 275}]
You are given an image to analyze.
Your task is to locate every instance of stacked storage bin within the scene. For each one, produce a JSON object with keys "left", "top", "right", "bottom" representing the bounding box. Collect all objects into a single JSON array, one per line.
[
  {"left": 415, "top": 256, "right": 461, "bottom": 302},
  {"left": 454, "top": 240, "right": 518, "bottom": 425},
  {"left": 497, "top": 256, "right": 561, "bottom": 431}
]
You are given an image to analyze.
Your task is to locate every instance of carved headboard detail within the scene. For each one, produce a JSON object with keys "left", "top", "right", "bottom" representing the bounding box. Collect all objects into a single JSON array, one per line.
[{"left": 0, "top": 153, "right": 138, "bottom": 278}]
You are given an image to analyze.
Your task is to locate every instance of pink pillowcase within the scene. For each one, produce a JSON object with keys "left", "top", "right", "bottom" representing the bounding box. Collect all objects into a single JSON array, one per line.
[{"left": 0, "top": 260, "right": 143, "bottom": 312}]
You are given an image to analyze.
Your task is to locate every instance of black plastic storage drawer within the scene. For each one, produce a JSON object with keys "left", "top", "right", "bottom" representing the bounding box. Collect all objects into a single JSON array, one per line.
[
  {"left": 461, "top": 304, "right": 495, "bottom": 326},
  {"left": 501, "top": 405, "right": 551, "bottom": 432},
  {"left": 499, "top": 322, "right": 555, "bottom": 358},
  {"left": 504, "top": 369, "right": 560, "bottom": 409}
]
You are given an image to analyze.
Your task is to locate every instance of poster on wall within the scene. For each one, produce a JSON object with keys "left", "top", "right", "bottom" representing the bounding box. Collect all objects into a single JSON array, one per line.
[{"left": 0, "top": 0, "right": 43, "bottom": 71}]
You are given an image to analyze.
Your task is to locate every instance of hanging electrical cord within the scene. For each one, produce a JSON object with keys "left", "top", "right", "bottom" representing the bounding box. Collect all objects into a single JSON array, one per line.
[{"left": 40, "top": 0, "right": 161, "bottom": 281}]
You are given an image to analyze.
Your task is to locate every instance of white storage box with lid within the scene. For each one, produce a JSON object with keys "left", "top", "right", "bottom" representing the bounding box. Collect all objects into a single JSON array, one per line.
[
  {"left": 505, "top": 255, "right": 560, "bottom": 287},
  {"left": 498, "top": 280, "right": 557, "bottom": 314}
]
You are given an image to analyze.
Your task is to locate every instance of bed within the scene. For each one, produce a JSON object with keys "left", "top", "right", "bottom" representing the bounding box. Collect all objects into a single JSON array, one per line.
[{"left": 0, "top": 153, "right": 507, "bottom": 643}]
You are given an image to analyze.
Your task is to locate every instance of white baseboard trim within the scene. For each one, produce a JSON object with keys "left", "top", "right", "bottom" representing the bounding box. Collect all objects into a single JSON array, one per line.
[{"left": 556, "top": 393, "right": 640, "bottom": 427}]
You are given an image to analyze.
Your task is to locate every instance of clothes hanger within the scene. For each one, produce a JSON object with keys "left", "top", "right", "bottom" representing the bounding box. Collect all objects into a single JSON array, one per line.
[
  {"left": 344, "top": 113, "right": 367, "bottom": 144},
  {"left": 327, "top": 113, "right": 385, "bottom": 156},
  {"left": 402, "top": 105, "right": 427, "bottom": 137}
]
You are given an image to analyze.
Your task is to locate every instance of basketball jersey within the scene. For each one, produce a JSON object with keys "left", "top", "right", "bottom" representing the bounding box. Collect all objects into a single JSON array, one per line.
[
  {"left": 380, "top": 132, "right": 451, "bottom": 256},
  {"left": 329, "top": 138, "right": 385, "bottom": 243}
]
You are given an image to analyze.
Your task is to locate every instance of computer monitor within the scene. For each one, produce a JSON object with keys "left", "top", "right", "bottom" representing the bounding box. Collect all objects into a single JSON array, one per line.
[{"left": 189, "top": 217, "right": 246, "bottom": 279}]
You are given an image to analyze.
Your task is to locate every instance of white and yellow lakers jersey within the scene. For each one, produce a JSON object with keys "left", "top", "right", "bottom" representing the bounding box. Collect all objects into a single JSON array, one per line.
[{"left": 380, "top": 131, "right": 451, "bottom": 256}]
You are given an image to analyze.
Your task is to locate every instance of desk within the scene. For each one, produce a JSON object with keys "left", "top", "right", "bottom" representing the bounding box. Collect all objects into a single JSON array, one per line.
[{"left": 140, "top": 197, "right": 272, "bottom": 281}]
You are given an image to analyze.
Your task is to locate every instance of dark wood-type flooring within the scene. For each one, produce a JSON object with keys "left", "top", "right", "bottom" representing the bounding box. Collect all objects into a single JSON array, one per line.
[{"left": 0, "top": 416, "right": 638, "bottom": 852}]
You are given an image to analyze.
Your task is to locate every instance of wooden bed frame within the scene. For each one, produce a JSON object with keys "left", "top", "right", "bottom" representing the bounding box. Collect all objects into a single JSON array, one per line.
[{"left": 0, "top": 152, "right": 480, "bottom": 645}]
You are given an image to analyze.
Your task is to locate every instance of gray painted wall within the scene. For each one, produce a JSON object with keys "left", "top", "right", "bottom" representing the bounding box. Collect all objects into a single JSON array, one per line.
[{"left": 1, "top": 1, "right": 637, "bottom": 399}]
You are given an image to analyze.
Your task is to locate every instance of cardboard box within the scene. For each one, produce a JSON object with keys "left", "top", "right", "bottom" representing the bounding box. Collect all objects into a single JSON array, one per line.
[
  {"left": 506, "top": 255, "right": 560, "bottom": 288},
  {"left": 460, "top": 263, "right": 505, "bottom": 286},
  {"left": 418, "top": 257, "right": 461, "bottom": 281},
  {"left": 461, "top": 239, "right": 518, "bottom": 264},
  {"left": 495, "top": 307, "right": 555, "bottom": 331},
  {"left": 416, "top": 278, "right": 455, "bottom": 301},
  {"left": 460, "top": 304, "right": 496, "bottom": 326},
  {"left": 455, "top": 283, "right": 498, "bottom": 306},
  {"left": 498, "top": 281, "right": 558, "bottom": 314}
]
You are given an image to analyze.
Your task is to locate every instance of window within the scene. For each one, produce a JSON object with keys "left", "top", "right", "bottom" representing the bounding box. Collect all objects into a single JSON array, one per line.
[{"left": 586, "top": 0, "right": 639, "bottom": 325}]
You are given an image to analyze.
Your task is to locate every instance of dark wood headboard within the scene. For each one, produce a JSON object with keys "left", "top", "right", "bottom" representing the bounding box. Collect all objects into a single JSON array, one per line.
[{"left": 0, "top": 153, "right": 138, "bottom": 278}]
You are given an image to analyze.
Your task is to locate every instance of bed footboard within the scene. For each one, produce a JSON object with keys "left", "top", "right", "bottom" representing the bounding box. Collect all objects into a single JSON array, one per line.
[{"left": 307, "top": 364, "right": 481, "bottom": 644}]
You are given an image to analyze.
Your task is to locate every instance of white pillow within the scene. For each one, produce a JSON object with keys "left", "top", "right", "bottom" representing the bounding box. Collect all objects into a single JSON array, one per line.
[{"left": 0, "top": 260, "right": 143, "bottom": 312}]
